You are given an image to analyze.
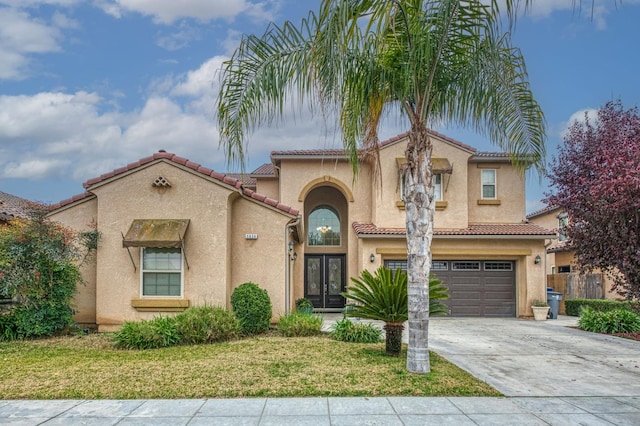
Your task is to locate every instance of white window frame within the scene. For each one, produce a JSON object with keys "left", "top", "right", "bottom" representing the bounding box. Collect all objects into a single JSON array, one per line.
[
  {"left": 400, "top": 173, "right": 442, "bottom": 201},
  {"left": 433, "top": 173, "right": 443, "bottom": 201},
  {"left": 140, "top": 247, "right": 184, "bottom": 298},
  {"left": 481, "top": 169, "right": 497, "bottom": 200}
]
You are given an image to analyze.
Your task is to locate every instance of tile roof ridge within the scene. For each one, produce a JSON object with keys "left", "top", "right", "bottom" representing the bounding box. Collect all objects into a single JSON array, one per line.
[
  {"left": 270, "top": 128, "right": 479, "bottom": 157},
  {"left": 75, "top": 150, "right": 298, "bottom": 216},
  {"left": 48, "top": 192, "right": 95, "bottom": 210},
  {"left": 526, "top": 204, "right": 559, "bottom": 219}
]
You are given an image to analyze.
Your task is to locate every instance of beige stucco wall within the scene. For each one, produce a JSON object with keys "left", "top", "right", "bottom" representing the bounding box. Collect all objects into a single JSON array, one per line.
[
  {"left": 373, "top": 136, "right": 474, "bottom": 229},
  {"left": 467, "top": 162, "right": 526, "bottom": 224},
  {"left": 48, "top": 197, "right": 98, "bottom": 326},
  {"left": 229, "top": 195, "right": 291, "bottom": 319},
  {"left": 255, "top": 178, "right": 279, "bottom": 200}
]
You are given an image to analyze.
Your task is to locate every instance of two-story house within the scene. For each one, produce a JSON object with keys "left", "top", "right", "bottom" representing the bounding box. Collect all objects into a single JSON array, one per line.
[{"left": 48, "top": 131, "right": 554, "bottom": 331}]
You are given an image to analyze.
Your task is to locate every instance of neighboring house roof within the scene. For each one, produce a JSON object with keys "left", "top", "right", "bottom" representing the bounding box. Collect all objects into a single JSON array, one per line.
[
  {"left": 224, "top": 173, "right": 256, "bottom": 187},
  {"left": 547, "top": 240, "right": 572, "bottom": 253},
  {"left": 250, "top": 163, "right": 276, "bottom": 177},
  {"left": 271, "top": 128, "right": 478, "bottom": 159},
  {"left": 352, "top": 222, "right": 556, "bottom": 238},
  {"left": 526, "top": 205, "right": 561, "bottom": 220},
  {"left": 0, "top": 191, "right": 35, "bottom": 221},
  {"left": 49, "top": 151, "right": 299, "bottom": 216}
]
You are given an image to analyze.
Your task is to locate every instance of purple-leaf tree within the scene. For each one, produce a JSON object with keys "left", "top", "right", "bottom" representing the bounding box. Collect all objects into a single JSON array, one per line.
[{"left": 546, "top": 100, "right": 640, "bottom": 299}]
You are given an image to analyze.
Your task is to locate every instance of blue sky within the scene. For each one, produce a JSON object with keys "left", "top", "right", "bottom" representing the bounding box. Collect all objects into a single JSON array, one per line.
[{"left": 1, "top": 0, "right": 639, "bottom": 214}]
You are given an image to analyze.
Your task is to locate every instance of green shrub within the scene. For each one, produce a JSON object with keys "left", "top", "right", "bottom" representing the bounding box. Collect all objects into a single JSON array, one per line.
[
  {"left": 230, "top": 282, "right": 272, "bottom": 335},
  {"left": 174, "top": 305, "right": 240, "bottom": 344},
  {"left": 565, "top": 298, "right": 639, "bottom": 316},
  {"left": 578, "top": 307, "right": 640, "bottom": 334},
  {"left": 10, "top": 303, "right": 74, "bottom": 339},
  {"left": 0, "top": 312, "right": 17, "bottom": 341},
  {"left": 0, "top": 213, "right": 82, "bottom": 340},
  {"left": 295, "top": 297, "right": 314, "bottom": 314},
  {"left": 113, "top": 316, "right": 181, "bottom": 350},
  {"left": 330, "top": 317, "right": 382, "bottom": 343},
  {"left": 277, "top": 312, "right": 323, "bottom": 337}
]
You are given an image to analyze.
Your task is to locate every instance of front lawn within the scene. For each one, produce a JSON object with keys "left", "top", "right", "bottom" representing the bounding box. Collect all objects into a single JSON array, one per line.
[{"left": 0, "top": 332, "right": 500, "bottom": 399}]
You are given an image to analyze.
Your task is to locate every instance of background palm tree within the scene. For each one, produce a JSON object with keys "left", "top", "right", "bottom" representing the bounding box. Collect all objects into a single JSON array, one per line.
[{"left": 217, "top": 0, "right": 545, "bottom": 373}]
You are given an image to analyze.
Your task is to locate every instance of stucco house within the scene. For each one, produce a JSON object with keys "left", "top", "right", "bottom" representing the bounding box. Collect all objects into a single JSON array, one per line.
[
  {"left": 527, "top": 205, "right": 619, "bottom": 300},
  {"left": 49, "top": 131, "right": 555, "bottom": 331}
]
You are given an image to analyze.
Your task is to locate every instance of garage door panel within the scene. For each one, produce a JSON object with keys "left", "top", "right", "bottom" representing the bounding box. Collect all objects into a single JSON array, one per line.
[
  {"left": 383, "top": 259, "right": 515, "bottom": 317},
  {"left": 432, "top": 261, "right": 515, "bottom": 318}
]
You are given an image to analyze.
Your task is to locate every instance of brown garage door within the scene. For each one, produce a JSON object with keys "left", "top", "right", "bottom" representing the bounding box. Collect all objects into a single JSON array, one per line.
[{"left": 384, "top": 260, "right": 516, "bottom": 317}]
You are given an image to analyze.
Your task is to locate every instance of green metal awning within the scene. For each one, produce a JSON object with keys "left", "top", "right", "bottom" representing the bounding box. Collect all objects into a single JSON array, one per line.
[{"left": 122, "top": 219, "right": 190, "bottom": 248}]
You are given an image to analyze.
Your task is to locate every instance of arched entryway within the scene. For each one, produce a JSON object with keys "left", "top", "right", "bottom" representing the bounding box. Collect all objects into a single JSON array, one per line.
[{"left": 304, "top": 186, "right": 348, "bottom": 311}]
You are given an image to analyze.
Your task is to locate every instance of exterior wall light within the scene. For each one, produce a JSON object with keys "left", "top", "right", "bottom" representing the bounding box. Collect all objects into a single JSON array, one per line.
[
  {"left": 370, "top": 253, "right": 375, "bottom": 263},
  {"left": 288, "top": 241, "right": 297, "bottom": 261},
  {"left": 534, "top": 255, "right": 542, "bottom": 265}
]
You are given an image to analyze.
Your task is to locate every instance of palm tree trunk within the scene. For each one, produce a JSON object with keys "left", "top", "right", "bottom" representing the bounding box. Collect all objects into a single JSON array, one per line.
[
  {"left": 383, "top": 322, "right": 404, "bottom": 356},
  {"left": 404, "top": 124, "right": 434, "bottom": 374}
]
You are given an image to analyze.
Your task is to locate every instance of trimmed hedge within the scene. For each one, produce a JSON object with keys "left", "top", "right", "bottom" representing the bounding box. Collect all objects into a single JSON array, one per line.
[
  {"left": 565, "top": 298, "right": 639, "bottom": 316},
  {"left": 230, "top": 282, "right": 272, "bottom": 335},
  {"left": 578, "top": 307, "right": 640, "bottom": 334}
]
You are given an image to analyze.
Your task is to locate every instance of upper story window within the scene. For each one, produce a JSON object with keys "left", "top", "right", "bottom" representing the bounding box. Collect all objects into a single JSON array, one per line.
[
  {"left": 558, "top": 212, "right": 568, "bottom": 242},
  {"left": 481, "top": 169, "right": 497, "bottom": 199},
  {"left": 308, "top": 205, "right": 341, "bottom": 246},
  {"left": 141, "top": 248, "right": 183, "bottom": 296},
  {"left": 433, "top": 174, "right": 443, "bottom": 201},
  {"left": 400, "top": 173, "right": 443, "bottom": 201}
]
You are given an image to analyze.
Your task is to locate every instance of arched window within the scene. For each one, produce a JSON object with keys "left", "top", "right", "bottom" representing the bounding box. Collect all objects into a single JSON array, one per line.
[{"left": 308, "top": 205, "right": 341, "bottom": 246}]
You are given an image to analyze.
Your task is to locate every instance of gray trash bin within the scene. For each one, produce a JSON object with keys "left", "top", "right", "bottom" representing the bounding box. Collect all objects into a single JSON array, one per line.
[{"left": 547, "top": 291, "right": 563, "bottom": 319}]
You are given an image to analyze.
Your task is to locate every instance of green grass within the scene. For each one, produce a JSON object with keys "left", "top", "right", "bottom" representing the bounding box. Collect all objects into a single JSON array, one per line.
[{"left": 0, "top": 332, "right": 501, "bottom": 399}]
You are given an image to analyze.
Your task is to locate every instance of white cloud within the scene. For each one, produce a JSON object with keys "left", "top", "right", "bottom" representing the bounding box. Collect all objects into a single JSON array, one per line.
[
  {"left": 156, "top": 24, "right": 200, "bottom": 51},
  {"left": 171, "top": 56, "right": 224, "bottom": 98},
  {"left": 3, "top": 159, "right": 71, "bottom": 180},
  {"left": 0, "top": 8, "right": 66, "bottom": 79},
  {"left": 560, "top": 108, "right": 599, "bottom": 139},
  {"left": 110, "top": 0, "right": 253, "bottom": 25},
  {"left": 0, "top": 0, "right": 80, "bottom": 6},
  {"left": 51, "top": 11, "right": 80, "bottom": 29}
]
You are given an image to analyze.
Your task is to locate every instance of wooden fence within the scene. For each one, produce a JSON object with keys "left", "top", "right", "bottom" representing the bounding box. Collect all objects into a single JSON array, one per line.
[{"left": 546, "top": 273, "right": 604, "bottom": 314}]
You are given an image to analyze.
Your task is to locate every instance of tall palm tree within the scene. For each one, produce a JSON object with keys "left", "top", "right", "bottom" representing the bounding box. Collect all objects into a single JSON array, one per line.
[{"left": 217, "top": 0, "right": 545, "bottom": 373}]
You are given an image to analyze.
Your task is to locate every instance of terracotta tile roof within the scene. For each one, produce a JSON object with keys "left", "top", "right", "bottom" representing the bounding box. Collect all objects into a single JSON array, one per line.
[
  {"left": 271, "top": 148, "right": 348, "bottom": 157},
  {"left": 527, "top": 205, "right": 560, "bottom": 219},
  {"left": 48, "top": 192, "right": 96, "bottom": 211},
  {"left": 0, "top": 191, "right": 37, "bottom": 220},
  {"left": 473, "top": 152, "right": 510, "bottom": 158},
  {"left": 50, "top": 151, "right": 298, "bottom": 216},
  {"left": 271, "top": 129, "right": 478, "bottom": 158},
  {"left": 547, "top": 240, "right": 572, "bottom": 253},
  {"left": 352, "top": 222, "right": 556, "bottom": 237},
  {"left": 250, "top": 163, "right": 276, "bottom": 176},
  {"left": 224, "top": 173, "right": 256, "bottom": 187}
]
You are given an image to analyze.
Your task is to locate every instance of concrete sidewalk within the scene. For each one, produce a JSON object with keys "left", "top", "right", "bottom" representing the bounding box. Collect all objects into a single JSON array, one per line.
[{"left": 2, "top": 396, "right": 640, "bottom": 425}]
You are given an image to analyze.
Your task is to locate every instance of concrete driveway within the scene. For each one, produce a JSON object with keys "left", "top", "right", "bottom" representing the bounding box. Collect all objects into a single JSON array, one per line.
[{"left": 429, "top": 316, "right": 640, "bottom": 397}]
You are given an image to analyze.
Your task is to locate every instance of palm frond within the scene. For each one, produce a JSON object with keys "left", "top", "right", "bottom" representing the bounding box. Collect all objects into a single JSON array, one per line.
[{"left": 343, "top": 266, "right": 408, "bottom": 323}]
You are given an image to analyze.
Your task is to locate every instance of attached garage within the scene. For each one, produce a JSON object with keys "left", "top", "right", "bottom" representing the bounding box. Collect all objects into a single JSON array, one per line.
[{"left": 384, "top": 259, "right": 516, "bottom": 317}]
